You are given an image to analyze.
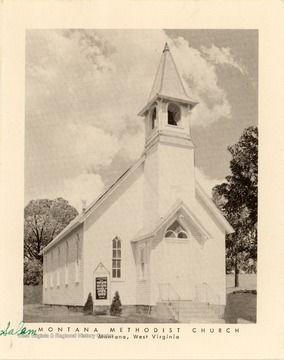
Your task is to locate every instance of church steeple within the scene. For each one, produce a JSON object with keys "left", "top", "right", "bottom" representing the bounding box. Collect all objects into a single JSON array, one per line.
[
  {"left": 138, "top": 43, "right": 198, "bottom": 150},
  {"left": 141, "top": 44, "right": 198, "bottom": 225},
  {"left": 146, "top": 42, "right": 197, "bottom": 106}
]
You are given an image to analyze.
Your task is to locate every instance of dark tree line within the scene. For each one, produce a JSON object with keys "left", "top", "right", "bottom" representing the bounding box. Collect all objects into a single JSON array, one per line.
[
  {"left": 24, "top": 197, "right": 78, "bottom": 285},
  {"left": 213, "top": 126, "right": 258, "bottom": 287}
]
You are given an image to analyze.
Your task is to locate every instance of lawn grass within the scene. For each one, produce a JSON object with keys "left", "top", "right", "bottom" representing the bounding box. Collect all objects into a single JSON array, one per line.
[
  {"left": 23, "top": 275, "right": 257, "bottom": 324},
  {"left": 224, "top": 291, "right": 256, "bottom": 323},
  {"left": 23, "top": 304, "right": 177, "bottom": 323},
  {"left": 24, "top": 285, "right": 42, "bottom": 304}
]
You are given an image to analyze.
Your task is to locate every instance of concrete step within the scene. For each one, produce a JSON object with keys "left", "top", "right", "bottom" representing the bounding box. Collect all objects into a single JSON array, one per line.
[
  {"left": 179, "top": 314, "right": 219, "bottom": 321},
  {"left": 186, "top": 318, "right": 225, "bottom": 324},
  {"left": 180, "top": 314, "right": 219, "bottom": 321},
  {"left": 178, "top": 309, "right": 216, "bottom": 315},
  {"left": 167, "top": 301, "right": 223, "bottom": 323},
  {"left": 170, "top": 302, "right": 211, "bottom": 309}
]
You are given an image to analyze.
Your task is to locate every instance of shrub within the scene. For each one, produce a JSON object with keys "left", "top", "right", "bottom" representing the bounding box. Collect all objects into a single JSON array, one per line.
[
  {"left": 24, "top": 260, "right": 43, "bottom": 285},
  {"left": 110, "top": 291, "right": 122, "bottom": 316},
  {"left": 83, "top": 292, "right": 93, "bottom": 315}
]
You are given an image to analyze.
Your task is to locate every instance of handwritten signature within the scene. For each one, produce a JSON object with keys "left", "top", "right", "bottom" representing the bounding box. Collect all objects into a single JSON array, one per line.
[{"left": 0, "top": 321, "right": 37, "bottom": 336}]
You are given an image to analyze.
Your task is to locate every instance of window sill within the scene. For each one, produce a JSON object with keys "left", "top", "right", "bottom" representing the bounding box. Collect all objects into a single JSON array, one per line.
[
  {"left": 165, "top": 124, "right": 184, "bottom": 130},
  {"left": 111, "top": 278, "right": 125, "bottom": 282}
]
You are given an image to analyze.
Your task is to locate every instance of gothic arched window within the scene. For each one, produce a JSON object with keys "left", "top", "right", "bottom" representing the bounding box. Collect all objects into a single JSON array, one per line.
[
  {"left": 168, "top": 103, "right": 181, "bottom": 126},
  {"left": 165, "top": 220, "right": 188, "bottom": 239},
  {"left": 112, "top": 236, "right": 121, "bottom": 278}
]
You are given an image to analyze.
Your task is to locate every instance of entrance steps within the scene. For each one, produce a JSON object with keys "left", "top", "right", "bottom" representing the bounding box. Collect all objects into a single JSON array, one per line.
[{"left": 158, "top": 300, "right": 225, "bottom": 323}]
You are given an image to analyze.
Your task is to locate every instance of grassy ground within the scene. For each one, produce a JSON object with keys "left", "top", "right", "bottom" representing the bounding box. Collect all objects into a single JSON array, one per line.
[
  {"left": 224, "top": 291, "right": 257, "bottom": 323},
  {"left": 23, "top": 274, "right": 257, "bottom": 323},
  {"left": 226, "top": 273, "right": 257, "bottom": 294},
  {"left": 23, "top": 304, "right": 176, "bottom": 323},
  {"left": 24, "top": 285, "right": 42, "bottom": 304}
]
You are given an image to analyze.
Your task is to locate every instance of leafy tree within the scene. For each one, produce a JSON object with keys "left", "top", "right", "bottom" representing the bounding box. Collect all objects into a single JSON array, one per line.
[
  {"left": 110, "top": 291, "right": 122, "bottom": 316},
  {"left": 23, "top": 259, "right": 43, "bottom": 286},
  {"left": 213, "top": 126, "right": 258, "bottom": 287},
  {"left": 24, "top": 197, "right": 78, "bottom": 264}
]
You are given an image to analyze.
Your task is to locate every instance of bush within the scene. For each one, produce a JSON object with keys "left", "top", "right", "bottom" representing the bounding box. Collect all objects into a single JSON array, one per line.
[
  {"left": 24, "top": 260, "right": 43, "bottom": 285},
  {"left": 83, "top": 293, "right": 93, "bottom": 315},
  {"left": 110, "top": 291, "right": 122, "bottom": 316}
]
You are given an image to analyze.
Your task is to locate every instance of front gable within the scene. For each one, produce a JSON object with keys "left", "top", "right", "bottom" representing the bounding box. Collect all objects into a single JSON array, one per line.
[{"left": 131, "top": 200, "right": 212, "bottom": 245}]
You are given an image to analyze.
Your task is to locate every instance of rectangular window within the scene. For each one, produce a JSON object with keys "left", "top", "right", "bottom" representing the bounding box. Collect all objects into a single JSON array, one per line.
[
  {"left": 139, "top": 243, "right": 146, "bottom": 279},
  {"left": 50, "top": 252, "right": 53, "bottom": 288},
  {"left": 65, "top": 243, "right": 69, "bottom": 285},
  {"left": 44, "top": 255, "right": 47, "bottom": 290},
  {"left": 75, "top": 240, "right": 80, "bottom": 283},
  {"left": 112, "top": 237, "right": 121, "bottom": 278},
  {"left": 57, "top": 247, "right": 60, "bottom": 287}
]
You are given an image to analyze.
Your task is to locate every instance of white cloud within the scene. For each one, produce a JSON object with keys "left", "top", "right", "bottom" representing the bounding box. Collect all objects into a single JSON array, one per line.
[
  {"left": 201, "top": 44, "right": 246, "bottom": 75},
  {"left": 62, "top": 172, "right": 105, "bottom": 211},
  {"left": 170, "top": 37, "right": 233, "bottom": 127},
  {"left": 195, "top": 167, "right": 226, "bottom": 198},
  {"left": 25, "top": 30, "right": 245, "bottom": 205},
  {"left": 67, "top": 123, "right": 120, "bottom": 170}
]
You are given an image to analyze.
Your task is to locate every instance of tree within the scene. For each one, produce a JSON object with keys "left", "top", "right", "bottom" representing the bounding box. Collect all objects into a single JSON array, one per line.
[
  {"left": 24, "top": 197, "right": 78, "bottom": 264},
  {"left": 213, "top": 126, "right": 258, "bottom": 287},
  {"left": 23, "top": 259, "right": 43, "bottom": 286}
]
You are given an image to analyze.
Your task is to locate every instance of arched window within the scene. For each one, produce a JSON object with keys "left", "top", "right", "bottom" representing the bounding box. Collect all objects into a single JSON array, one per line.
[
  {"left": 165, "top": 220, "right": 188, "bottom": 239},
  {"left": 112, "top": 236, "right": 121, "bottom": 278},
  {"left": 168, "top": 103, "right": 181, "bottom": 126},
  {"left": 151, "top": 105, "right": 157, "bottom": 129}
]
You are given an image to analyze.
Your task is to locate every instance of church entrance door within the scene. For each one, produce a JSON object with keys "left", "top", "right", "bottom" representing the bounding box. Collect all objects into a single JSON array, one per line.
[{"left": 164, "top": 239, "right": 192, "bottom": 300}]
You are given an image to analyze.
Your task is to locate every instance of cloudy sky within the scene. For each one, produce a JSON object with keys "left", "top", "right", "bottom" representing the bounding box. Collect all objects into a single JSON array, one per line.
[{"left": 25, "top": 29, "right": 258, "bottom": 211}]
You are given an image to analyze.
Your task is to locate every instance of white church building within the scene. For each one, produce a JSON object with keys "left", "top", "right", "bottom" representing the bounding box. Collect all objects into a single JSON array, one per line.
[{"left": 41, "top": 43, "right": 234, "bottom": 322}]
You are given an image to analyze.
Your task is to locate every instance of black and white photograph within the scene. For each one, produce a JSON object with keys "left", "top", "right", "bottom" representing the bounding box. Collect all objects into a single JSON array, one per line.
[
  {"left": 1, "top": 1, "right": 284, "bottom": 359},
  {"left": 23, "top": 29, "right": 258, "bottom": 324}
]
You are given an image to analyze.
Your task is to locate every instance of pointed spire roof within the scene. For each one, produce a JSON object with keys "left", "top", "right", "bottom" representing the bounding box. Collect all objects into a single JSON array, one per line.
[{"left": 138, "top": 43, "right": 197, "bottom": 116}]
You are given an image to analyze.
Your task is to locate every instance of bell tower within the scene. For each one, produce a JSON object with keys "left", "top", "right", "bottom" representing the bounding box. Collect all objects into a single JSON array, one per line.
[
  {"left": 138, "top": 42, "right": 198, "bottom": 152},
  {"left": 138, "top": 43, "right": 198, "bottom": 226}
]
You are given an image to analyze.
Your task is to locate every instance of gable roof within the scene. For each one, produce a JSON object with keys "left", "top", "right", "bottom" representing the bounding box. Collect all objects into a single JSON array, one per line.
[
  {"left": 131, "top": 199, "right": 212, "bottom": 243},
  {"left": 40, "top": 155, "right": 145, "bottom": 255},
  {"left": 138, "top": 43, "right": 197, "bottom": 116}
]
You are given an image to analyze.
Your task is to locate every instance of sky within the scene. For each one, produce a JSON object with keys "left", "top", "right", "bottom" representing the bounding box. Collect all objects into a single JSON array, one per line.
[{"left": 25, "top": 29, "right": 258, "bottom": 212}]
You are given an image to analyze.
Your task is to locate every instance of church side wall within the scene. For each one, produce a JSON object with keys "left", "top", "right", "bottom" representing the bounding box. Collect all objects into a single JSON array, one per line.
[
  {"left": 42, "top": 224, "right": 84, "bottom": 306},
  {"left": 194, "top": 197, "right": 227, "bottom": 305},
  {"left": 83, "top": 165, "right": 144, "bottom": 306}
]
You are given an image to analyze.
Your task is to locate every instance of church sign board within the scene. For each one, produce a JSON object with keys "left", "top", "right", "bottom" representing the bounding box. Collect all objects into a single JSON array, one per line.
[
  {"left": 93, "top": 262, "right": 110, "bottom": 305},
  {"left": 95, "top": 277, "right": 107, "bottom": 300}
]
